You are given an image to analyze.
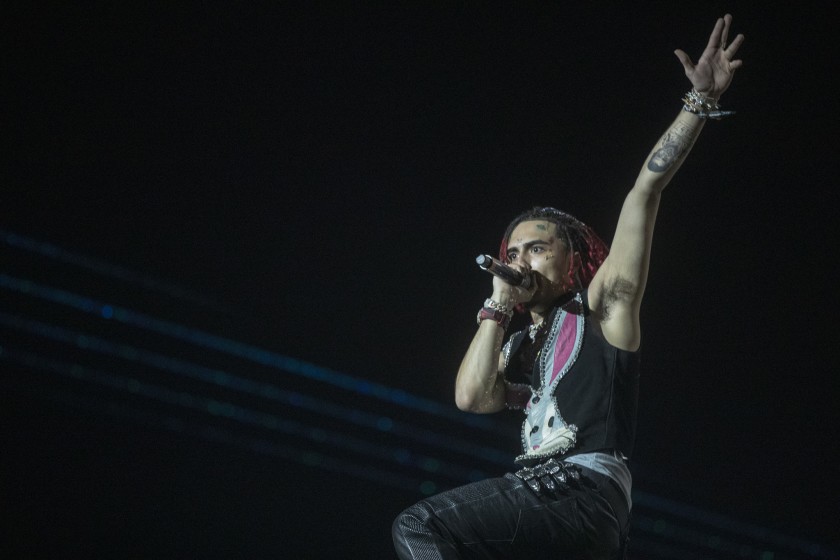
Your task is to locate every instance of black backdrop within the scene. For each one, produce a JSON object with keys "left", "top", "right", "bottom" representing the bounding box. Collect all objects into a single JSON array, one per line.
[{"left": 3, "top": 3, "right": 839, "bottom": 558}]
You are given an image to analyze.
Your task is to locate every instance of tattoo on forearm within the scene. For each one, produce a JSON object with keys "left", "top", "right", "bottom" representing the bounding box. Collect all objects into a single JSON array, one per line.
[{"left": 646, "top": 121, "right": 697, "bottom": 173}]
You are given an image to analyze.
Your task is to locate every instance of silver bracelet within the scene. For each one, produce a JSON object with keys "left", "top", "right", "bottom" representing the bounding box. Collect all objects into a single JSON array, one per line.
[
  {"left": 483, "top": 298, "right": 513, "bottom": 317},
  {"left": 682, "top": 89, "right": 735, "bottom": 120}
]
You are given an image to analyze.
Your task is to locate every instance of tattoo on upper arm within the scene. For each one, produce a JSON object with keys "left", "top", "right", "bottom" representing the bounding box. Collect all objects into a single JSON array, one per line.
[{"left": 646, "top": 121, "right": 695, "bottom": 173}]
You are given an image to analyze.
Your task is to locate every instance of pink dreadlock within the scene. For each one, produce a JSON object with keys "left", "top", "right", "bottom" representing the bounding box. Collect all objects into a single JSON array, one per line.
[{"left": 499, "top": 206, "right": 609, "bottom": 290}]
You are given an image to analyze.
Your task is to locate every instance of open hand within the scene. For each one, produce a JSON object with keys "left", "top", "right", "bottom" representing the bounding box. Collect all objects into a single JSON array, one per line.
[{"left": 674, "top": 14, "right": 744, "bottom": 99}]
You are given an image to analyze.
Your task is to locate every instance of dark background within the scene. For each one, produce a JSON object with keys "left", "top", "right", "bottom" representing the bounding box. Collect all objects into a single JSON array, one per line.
[{"left": 2, "top": 2, "right": 838, "bottom": 558}]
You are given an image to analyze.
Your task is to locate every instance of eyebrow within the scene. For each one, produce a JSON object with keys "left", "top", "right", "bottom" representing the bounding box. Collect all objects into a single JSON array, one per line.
[{"left": 506, "top": 239, "right": 551, "bottom": 257}]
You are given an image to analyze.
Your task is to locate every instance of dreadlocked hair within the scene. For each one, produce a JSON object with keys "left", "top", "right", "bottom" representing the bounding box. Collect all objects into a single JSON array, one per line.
[{"left": 499, "top": 206, "right": 609, "bottom": 289}]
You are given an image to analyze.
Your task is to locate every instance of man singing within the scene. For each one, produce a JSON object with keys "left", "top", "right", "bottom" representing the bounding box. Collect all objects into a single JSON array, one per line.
[{"left": 393, "top": 14, "right": 744, "bottom": 560}]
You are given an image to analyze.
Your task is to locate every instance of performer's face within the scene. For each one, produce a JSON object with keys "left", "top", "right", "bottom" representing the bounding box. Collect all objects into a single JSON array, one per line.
[{"left": 505, "top": 220, "right": 576, "bottom": 301}]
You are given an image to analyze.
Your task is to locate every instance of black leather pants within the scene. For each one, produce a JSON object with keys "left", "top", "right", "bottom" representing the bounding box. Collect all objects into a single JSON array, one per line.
[{"left": 392, "top": 464, "right": 629, "bottom": 560}]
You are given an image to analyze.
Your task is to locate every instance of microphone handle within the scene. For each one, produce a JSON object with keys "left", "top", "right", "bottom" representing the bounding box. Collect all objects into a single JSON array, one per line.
[{"left": 475, "top": 255, "right": 533, "bottom": 289}]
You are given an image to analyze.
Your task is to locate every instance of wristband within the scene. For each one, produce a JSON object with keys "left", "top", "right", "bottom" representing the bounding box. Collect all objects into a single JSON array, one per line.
[
  {"left": 483, "top": 298, "right": 513, "bottom": 316},
  {"left": 477, "top": 306, "right": 511, "bottom": 330},
  {"left": 682, "top": 88, "right": 735, "bottom": 120}
]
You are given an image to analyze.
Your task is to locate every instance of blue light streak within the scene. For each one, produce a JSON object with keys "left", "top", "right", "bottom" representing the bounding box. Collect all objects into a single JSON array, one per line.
[
  {"left": 1, "top": 346, "right": 485, "bottom": 484},
  {"left": 0, "top": 311, "right": 511, "bottom": 466},
  {"left": 0, "top": 272, "right": 505, "bottom": 433}
]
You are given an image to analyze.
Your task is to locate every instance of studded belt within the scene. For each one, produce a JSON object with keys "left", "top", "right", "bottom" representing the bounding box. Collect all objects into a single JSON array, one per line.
[
  {"left": 514, "top": 458, "right": 582, "bottom": 493},
  {"left": 516, "top": 457, "right": 631, "bottom": 539}
]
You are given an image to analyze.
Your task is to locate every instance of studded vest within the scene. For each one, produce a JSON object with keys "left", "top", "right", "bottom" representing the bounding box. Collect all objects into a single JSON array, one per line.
[{"left": 503, "top": 291, "right": 640, "bottom": 467}]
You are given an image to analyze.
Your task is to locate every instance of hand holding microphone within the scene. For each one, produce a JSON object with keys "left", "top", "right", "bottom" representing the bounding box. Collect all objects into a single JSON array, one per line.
[{"left": 475, "top": 255, "right": 534, "bottom": 290}]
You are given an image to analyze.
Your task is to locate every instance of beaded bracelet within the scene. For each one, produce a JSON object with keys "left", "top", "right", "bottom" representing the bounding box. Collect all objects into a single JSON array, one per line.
[{"left": 682, "top": 89, "right": 735, "bottom": 120}]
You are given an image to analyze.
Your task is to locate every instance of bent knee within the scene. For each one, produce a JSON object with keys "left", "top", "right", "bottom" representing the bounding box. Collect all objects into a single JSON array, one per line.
[{"left": 392, "top": 505, "right": 423, "bottom": 538}]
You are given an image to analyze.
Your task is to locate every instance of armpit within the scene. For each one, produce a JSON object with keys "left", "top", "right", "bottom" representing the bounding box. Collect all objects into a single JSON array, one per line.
[{"left": 599, "top": 277, "right": 637, "bottom": 320}]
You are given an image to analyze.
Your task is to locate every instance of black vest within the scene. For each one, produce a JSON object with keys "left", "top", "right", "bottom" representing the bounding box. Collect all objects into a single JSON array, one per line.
[{"left": 505, "top": 292, "right": 640, "bottom": 464}]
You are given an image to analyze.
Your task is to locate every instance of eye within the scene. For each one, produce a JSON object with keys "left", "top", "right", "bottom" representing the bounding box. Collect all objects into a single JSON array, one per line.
[
  {"left": 508, "top": 252, "right": 518, "bottom": 261},
  {"left": 531, "top": 246, "right": 544, "bottom": 253}
]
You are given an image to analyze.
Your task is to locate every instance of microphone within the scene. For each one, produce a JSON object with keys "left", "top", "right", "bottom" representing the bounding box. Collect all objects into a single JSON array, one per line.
[{"left": 475, "top": 255, "right": 533, "bottom": 289}]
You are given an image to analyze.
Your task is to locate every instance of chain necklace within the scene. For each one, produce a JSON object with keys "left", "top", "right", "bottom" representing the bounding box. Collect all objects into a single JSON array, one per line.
[{"left": 528, "top": 320, "right": 545, "bottom": 341}]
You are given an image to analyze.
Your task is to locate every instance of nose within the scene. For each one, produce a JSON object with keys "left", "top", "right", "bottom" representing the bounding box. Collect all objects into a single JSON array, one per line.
[{"left": 516, "top": 256, "right": 534, "bottom": 270}]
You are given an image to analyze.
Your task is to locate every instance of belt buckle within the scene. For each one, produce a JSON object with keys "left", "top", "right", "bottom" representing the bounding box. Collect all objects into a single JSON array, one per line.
[
  {"left": 514, "top": 465, "right": 542, "bottom": 492},
  {"left": 516, "top": 459, "right": 568, "bottom": 493}
]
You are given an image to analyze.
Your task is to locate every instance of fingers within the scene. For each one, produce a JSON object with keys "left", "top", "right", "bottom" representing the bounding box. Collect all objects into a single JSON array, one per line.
[
  {"left": 706, "top": 15, "right": 726, "bottom": 50},
  {"left": 725, "top": 33, "right": 745, "bottom": 58},
  {"left": 707, "top": 13, "right": 742, "bottom": 51},
  {"left": 677, "top": 15, "right": 744, "bottom": 93},
  {"left": 674, "top": 49, "right": 694, "bottom": 73},
  {"left": 719, "top": 14, "right": 732, "bottom": 50}
]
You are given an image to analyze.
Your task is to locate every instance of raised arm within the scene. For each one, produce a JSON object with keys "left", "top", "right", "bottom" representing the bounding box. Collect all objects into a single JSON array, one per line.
[{"left": 590, "top": 14, "right": 744, "bottom": 351}]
